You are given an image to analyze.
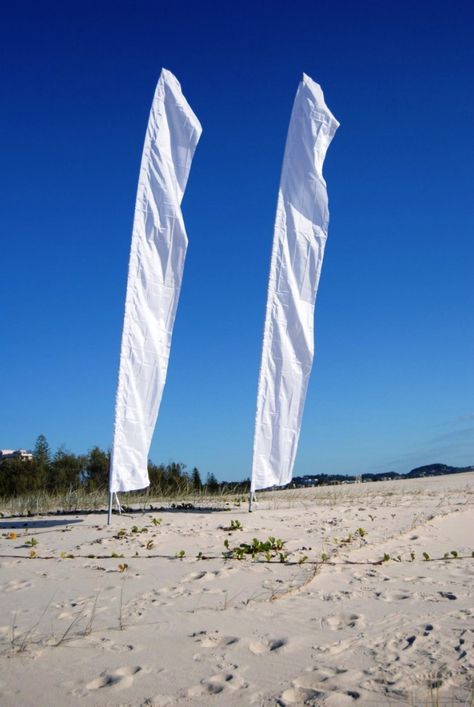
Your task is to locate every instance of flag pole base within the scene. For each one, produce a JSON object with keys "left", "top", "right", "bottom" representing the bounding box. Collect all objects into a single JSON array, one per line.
[
  {"left": 107, "top": 492, "right": 113, "bottom": 525},
  {"left": 248, "top": 491, "right": 256, "bottom": 513}
]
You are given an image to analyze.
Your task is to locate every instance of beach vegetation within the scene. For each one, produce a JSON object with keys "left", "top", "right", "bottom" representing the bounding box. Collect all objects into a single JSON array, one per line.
[{"left": 223, "top": 536, "right": 287, "bottom": 561}]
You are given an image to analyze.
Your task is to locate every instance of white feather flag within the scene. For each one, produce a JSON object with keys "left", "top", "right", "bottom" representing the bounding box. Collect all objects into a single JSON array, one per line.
[
  {"left": 251, "top": 74, "right": 339, "bottom": 492},
  {"left": 110, "top": 69, "right": 201, "bottom": 493}
]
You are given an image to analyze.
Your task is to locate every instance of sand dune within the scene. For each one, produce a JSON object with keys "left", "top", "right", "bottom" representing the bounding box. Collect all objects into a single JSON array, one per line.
[{"left": 0, "top": 473, "right": 473, "bottom": 705}]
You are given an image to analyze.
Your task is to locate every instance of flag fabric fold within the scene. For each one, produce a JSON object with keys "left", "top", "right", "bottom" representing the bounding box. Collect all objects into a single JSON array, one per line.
[
  {"left": 110, "top": 69, "right": 201, "bottom": 493},
  {"left": 251, "top": 74, "right": 339, "bottom": 492}
]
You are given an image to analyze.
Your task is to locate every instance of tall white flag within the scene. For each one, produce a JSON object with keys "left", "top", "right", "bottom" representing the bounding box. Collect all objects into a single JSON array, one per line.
[
  {"left": 251, "top": 74, "right": 339, "bottom": 492},
  {"left": 110, "top": 69, "right": 201, "bottom": 493}
]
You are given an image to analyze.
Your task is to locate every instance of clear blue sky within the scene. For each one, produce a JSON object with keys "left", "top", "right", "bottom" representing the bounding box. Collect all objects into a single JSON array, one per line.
[{"left": 1, "top": 0, "right": 473, "bottom": 479}]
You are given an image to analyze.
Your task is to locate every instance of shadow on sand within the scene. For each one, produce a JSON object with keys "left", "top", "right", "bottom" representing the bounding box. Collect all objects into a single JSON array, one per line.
[{"left": 0, "top": 518, "right": 84, "bottom": 530}]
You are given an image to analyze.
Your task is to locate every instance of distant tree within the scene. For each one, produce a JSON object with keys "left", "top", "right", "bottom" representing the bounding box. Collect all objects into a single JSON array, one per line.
[
  {"left": 48, "top": 448, "right": 85, "bottom": 493},
  {"left": 85, "top": 447, "right": 109, "bottom": 490},
  {"left": 33, "top": 434, "right": 50, "bottom": 466},
  {"left": 205, "top": 472, "right": 219, "bottom": 494},
  {"left": 0, "top": 457, "right": 35, "bottom": 496},
  {"left": 191, "top": 467, "right": 202, "bottom": 491},
  {"left": 166, "top": 462, "right": 189, "bottom": 494},
  {"left": 32, "top": 433, "right": 51, "bottom": 488},
  {"left": 148, "top": 461, "right": 167, "bottom": 494}
]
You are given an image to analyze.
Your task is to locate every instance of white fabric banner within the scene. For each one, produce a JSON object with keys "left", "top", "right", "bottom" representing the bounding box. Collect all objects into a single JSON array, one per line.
[
  {"left": 110, "top": 69, "right": 201, "bottom": 493},
  {"left": 251, "top": 74, "right": 339, "bottom": 492}
]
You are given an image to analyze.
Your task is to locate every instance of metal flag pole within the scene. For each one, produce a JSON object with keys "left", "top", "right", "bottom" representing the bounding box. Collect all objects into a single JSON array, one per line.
[
  {"left": 248, "top": 490, "right": 256, "bottom": 512},
  {"left": 107, "top": 491, "right": 113, "bottom": 525}
]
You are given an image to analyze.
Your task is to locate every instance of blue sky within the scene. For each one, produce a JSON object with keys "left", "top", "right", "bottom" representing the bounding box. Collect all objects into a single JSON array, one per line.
[{"left": 1, "top": 0, "right": 473, "bottom": 479}]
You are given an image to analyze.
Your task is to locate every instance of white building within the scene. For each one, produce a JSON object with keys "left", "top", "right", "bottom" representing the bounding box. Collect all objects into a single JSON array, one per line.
[{"left": 0, "top": 449, "right": 33, "bottom": 462}]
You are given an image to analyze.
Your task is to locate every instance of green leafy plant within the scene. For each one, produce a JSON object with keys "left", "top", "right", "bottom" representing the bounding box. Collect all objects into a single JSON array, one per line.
[
  {"left": 423, "top": 551, "right": 430, "bottom": 561},
  {"left": 222, "top": 519, "right": 243, "bottom": 531},
  {"left": 382, "top": 553, "right": 390, "bottom": 562},
  {"left": 175, "top": 550, "right": 186, "bottom": 559},
  {"left": 151, "top": 518, "right": 162, "bottom": 526},
  {"left": 298, "top": 555, "right": 308, "bottom": 565},
  {"left": 223, "top": 536, "right": 287, "bottom": 562},
  {"left": 321, "top": 552, "right": 329, "bottom": 562},
  {"left": 25, "top": 537, "right": 38, "bottom": 547}
]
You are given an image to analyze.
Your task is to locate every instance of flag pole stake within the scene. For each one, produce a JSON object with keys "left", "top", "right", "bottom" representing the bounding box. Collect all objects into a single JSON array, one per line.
[{"left": 107, "top": 492, "right": 113, "bottom": 525}]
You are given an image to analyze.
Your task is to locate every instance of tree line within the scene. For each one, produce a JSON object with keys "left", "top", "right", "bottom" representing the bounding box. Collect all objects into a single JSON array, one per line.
[{"left": 0, "top": 434, "right": 248, "bottom": 498}]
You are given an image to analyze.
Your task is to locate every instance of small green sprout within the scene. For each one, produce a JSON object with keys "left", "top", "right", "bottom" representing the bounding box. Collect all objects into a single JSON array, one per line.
[
  {"left": 298, "top": 555, "right": 308, "bottom": 565},
  {"left": 25, "top": 537, "right": 38, "bottom": 547},
  {"left": 450, "top": 550, "right": 458, "bottom": 558},
  {"left": 423, "top": 552, "right": 430, "bottom": 561},
  {"left": 152, "top": 518, "right": 162, "bottom": 526},
  {"left": 176, "top": 550, "right": 186, "bottom": 559},
  {"left": 382, "top": 553, "right": 390, "bottom": 563}
]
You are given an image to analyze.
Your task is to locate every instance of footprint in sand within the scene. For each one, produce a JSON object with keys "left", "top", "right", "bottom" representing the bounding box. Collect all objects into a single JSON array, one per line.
[
  {"left": 2, "top": 579, "right": 32, "bottom": 592},
  {"left": 323, "top": 613, "right": 364, "bottom": 630},
  {"left": 377, "top": 590, "right": 412, "bottom": 601},
  {"left": 86, "top": 665, "right": 141, "bottom": 690},
  {"left": 248, "top": 637, "right": 288, "bottom": 654},
  {"left": 280, "top": 667, "right": 363, "bottom": 704},
  {"left": 192, "top": 630, "right": 239, "bottom": 648},
  {"left": 187, "top": 671, "right": 247, "bottom": 697},
  {"left": 280, "top": 686, "right": 326, "bottom": 703}
]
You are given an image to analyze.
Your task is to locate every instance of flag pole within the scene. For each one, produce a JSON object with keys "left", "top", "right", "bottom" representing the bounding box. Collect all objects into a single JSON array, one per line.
[
  {"left": 248, "top": 489, "right": 256, "bottom": 512},
  {"left": 107, "top": 491, "right": 113, "bottom": 525}
]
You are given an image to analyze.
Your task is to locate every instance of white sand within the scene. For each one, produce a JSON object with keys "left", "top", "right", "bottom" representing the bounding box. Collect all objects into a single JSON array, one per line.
[{"left": 0, "top": 473, "right": 473, "bottom": 706}]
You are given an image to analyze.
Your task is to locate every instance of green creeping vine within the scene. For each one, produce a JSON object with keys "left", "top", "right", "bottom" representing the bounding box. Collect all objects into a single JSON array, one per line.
[{"left": 223, "top": 536, "right": 286, "bottom": 561}]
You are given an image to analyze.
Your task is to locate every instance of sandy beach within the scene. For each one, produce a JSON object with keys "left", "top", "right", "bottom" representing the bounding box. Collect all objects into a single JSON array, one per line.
[{"left": 0, "top": 472, "right": 473, "bottom": 706}]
